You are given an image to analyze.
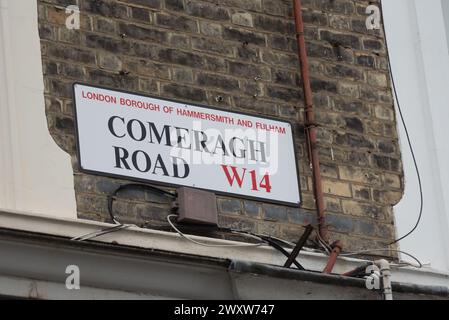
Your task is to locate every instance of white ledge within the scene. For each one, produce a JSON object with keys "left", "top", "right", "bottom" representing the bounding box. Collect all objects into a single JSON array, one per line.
[{"left": 1, "top": 208, "right": 448, "bottom": 289}]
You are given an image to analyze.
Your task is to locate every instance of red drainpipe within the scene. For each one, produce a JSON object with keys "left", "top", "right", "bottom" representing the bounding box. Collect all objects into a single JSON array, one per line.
[
  {"left": 323, "top": 241, "right": 343, "bottom": 274},
  {"left": 292, "top": 0, "right": 329, "bottom": 242}
]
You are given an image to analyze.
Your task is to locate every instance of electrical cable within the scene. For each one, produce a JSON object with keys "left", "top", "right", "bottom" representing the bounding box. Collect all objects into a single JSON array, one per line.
[
  {"left": 71, "top": 224, "right": 132, "bottom": 242},
  {"left": 166, "top": 215, "right": 310, "bottom": 269},
  {"left": 167, "top": 215, "right": 267, "bottom": 248},
  {"left": 221, "top": 227, "right": 316, "bottom": 269},
  {"left": 107, "top": 183, "right": 176, "bottom": 224},
  {"left": 72, "top": 183, "right": 176, "bottom": 242},
  {"left": 389, "top": 262, "right": 421, "bottom": 269},
  {"left": 340, "top": 248, "right": 423, "bottom": 269},
  {"left": 227, "top": 228, "right": 297, "bottom": 248},
  {"left": 315, "top": 230, "right": 332, "bottom": 254},
  {"left": 75, "top": 182, "right": 298, "bottom": 252},
  {"left": 379, "top": 3, "right": 424, "bottom": 246},
  {"left": 231, "top": 230, "right": 277, "bottom": 245},
  {"left": 318, "top": 239, "right": 331, "bottom": 255}
]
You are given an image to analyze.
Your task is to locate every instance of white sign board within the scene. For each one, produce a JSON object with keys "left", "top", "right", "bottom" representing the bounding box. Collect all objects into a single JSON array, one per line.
[{"left": 73, "top": 83, "right": 300, "bottom": 205}]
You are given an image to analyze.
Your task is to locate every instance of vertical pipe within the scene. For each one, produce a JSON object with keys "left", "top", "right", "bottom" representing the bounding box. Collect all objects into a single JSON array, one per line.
[
  {"left": 292, "top": 0, "right": 328, "bottom": 241},
  {"left": 376, "top": 259, "right": 393, "bottom": 300}
]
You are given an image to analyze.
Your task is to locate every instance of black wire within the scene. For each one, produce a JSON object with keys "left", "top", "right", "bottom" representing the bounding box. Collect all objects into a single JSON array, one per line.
[
  {"left": 379, "top": 3, "right": 424, "bottom": 246},
  {"left": 107, "top": 184, "right": 306, "bottom": 268},
  {"left": 108, "top": 184, "right": 304, "bottom": 269},
  {"left": 256, "top": 235, "right": 306, "bottom": 270},
  {"left": 107, "top": 183, "right": 177, "bottom": 224},
  {"left": 227, "top": 229, "right": 306, "bottom": 270},
  {"left": 213, "top": 220, "right": 315, "bottom": 269},
  {"left": 168, "top": 221, "right": 305, "bottom": 269}
]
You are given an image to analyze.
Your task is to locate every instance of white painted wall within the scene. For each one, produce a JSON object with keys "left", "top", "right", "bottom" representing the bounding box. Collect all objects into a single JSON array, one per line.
[
  {"left": 383, "top": 0, "right": 449, "bottom": 272},
  {"left": 0, "top": 0, "right": 76, "bottom": 218}
]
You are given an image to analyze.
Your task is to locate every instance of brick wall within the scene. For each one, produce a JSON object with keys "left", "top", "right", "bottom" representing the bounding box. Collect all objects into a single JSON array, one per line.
[{"left": 38, "top": 0, "right": 403, "bottom": 252}]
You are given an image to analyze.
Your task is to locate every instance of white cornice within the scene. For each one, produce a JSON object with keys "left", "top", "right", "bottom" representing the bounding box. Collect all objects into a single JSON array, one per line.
[{"left": 1, "top": 208, "right": 448, "bottom": 290}]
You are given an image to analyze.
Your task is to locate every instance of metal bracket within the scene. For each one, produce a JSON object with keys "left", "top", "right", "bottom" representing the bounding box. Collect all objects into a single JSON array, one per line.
[{"left": 283, "top": 224, "right": 313, "bottom": 269}]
